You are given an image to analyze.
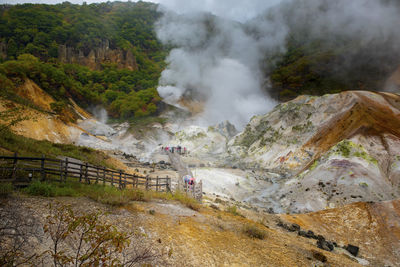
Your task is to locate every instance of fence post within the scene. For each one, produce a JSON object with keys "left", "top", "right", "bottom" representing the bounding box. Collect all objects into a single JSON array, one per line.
[
  {"left": 111, "top": 172, "right": 114, "bottom": 187},
  {"left": 145, "top": 175, "right": 149, "bottom": 191},
  {"left": 11, "top": 152, "right": 18, "bottom": 181},
  {"left": 103, "top": 167, "right": 106, "bottom": 185},
  {"left": 59, "top": 160, "right": 63, "bottom": 182},
  {"left": 85, "top": 162, "right": 89, "bottom": 184},
  {"left": 167, "top": 175, "right": 171, "bottom": 192},
  {"left": 96, "top": 166, "right": 99, "bottom": 184},
  {"left": 156, "top": 176, "right": 159, "bottom": 192},
  {"left": 124, "top": 173, "right": 127, "bottom": 189},
  {"left": 64, "top": 158, "right": 68, "bottom": 183},
  {"left": 185, "top": 182, "right": 187, "bottom": 195},
  {"left": 119, "top": 170, "right": 122, "bottom": 189},
  {"left": 41, "top": 154, "right": 46, "bottom": 181},
  {"left": 79, "top": 164, "right": 83, "bottom": 183},
  {"left": 199, "top": 180, "right": 203, "bottom": 201}
]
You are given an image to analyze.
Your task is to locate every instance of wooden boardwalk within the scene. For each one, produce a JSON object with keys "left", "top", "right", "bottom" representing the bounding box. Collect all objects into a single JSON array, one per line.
[{"left": 0, "top": 154, "right": 171, "bottom": 192}]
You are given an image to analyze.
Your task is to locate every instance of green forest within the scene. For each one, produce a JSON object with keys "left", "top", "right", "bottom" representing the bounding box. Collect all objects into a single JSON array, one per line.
[
  {"left": 268, "top": 30, "right": 399, "bottom": 101},
  {"left": 0, "top": 1, "right": 166, "bottom": 120}
]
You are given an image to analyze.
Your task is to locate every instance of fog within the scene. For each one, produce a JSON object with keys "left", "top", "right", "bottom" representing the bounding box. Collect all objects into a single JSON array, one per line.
[{"left": 155, "top": 0, "right": 400, "bottom": 128}]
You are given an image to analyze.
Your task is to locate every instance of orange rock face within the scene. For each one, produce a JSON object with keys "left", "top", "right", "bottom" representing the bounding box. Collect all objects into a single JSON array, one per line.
[{"left": 281, "top": 199, "right": 400, "bottom": 266}]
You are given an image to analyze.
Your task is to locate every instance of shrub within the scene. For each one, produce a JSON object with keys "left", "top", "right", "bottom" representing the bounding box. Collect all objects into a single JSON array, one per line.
[
  {"left": 243, "top": 224, "right": 267, "bottom": 240},
  {"left": 170, "top": 191, "right": 201, "bottom": 211},
  {"left": 44, "top": 203, "right": 163, "bottom": 266},
  {"left": 54, "top": 184, "right": 78, "bottom": 197},
  {"left": 24, "top": 181, "right": 55, "bottom": 197},
  {"left": 82, "top": 184, "right": 130, "bottom": 206},
  {"left": 0, "top": 182, "right": 13, "bottom": 198},
  {"left": 226, "top": 205, "right": 242, "bottom": 217},
  {"left": 125, "top": 188, "right": 147, "bottom": 202}
]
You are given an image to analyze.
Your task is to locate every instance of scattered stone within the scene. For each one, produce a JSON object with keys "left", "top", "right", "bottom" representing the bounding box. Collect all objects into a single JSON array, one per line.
[
  {"left": 290, "top": 223, "right": 300, "bottom": 232},
  {"left": 311, "top": 250, "right": 327, "bottom": 262},
  {"left": 149, "top": 209, "right": 155, "bottom": 215},
  {"left": 214, "top": 198, "right": 224, "bottom": 204},
  {"left": 317, "top": 239, "right": 334, "bottom": 251},
  {"left": 210, "top": 204, "right": 220, "bottom": 210},
  {"left": 306, "top": 230, "right": 317, "bottom": 239},
  {"left": 345, "top": 244, "right": 359, "bottom": 257},
  {"left": 298, "top": 230, "right": 307, "bottom": 237}
]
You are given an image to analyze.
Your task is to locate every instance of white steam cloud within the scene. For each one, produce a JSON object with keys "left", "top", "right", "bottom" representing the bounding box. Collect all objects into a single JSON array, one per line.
[
  {"left": 155, "top": 0, "right": 400, "bottom": 128},
  {"left": 156, "top": 5, "right": 285, "bottom": 128}
]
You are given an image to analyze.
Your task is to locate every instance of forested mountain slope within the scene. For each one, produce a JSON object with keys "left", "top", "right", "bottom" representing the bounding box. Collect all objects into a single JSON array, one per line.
[{"left": 0, "top": 1, "right": 166, "bottom": 120}]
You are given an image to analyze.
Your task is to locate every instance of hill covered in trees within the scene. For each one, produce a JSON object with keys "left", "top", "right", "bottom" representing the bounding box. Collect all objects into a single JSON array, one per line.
[
  {"left": 0, "top": 1, "right": 166, "bottom": 120},
  {"left": 264, "top": 0, "right": 400, "bottom": 100}
]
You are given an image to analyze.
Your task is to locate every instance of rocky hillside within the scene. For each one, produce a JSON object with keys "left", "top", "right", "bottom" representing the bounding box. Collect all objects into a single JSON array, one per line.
[
  {"left": 2, "top": 194, "right": 369, "bottom": 267},
  {"left": 226, "top": 91, "right": 400, "bottom": 212},
  {"left": 281, "top": 198, "right": 400, "bottom": 267},
  {"left": 58, "top": 40, "right": 138, "bottom": 71},
  {"left": 165, "top": 91, "right": 400, "bottom": 213}
]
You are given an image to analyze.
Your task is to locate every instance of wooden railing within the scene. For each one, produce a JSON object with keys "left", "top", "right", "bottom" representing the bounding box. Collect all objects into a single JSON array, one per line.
[
  {"left": 183, "top": 181, "right": 203, "bottom": 201},
  {"left": 0, "top": 154, "right": 171, "bottom": 192}
]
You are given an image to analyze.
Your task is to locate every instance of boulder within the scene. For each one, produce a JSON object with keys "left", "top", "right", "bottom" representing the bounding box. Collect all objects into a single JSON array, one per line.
[
  {"left": 345, "top": 244, "right": 359, "bottom": 257},
  {"left": 311, "top": 250, "right": 327, "bottom": 262},
  {"left": 317, "top": 239, "right": 334, "bottom": 252},
  {"left": 306, "top": 230, "right": 317, "bottom": 239}
]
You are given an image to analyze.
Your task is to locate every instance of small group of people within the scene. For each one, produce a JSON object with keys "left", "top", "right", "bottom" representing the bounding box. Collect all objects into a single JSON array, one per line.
[
  {"left": 183, "top": 175, "right": 195, "bottom": 185},
  {"left": 162, "top": 145, "right": 187, "bottom": 155}
]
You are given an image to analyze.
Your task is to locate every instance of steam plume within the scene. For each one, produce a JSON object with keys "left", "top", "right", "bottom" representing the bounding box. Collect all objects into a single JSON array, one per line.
[{"left": 155, "top": 0, "right": 400, "bottom": 128}]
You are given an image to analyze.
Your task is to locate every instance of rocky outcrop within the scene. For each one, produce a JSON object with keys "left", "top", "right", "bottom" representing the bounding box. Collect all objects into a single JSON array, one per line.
[
  {"left": 281, "top": 199, "right": 400, "bottom": 266},
  {"left": 15, "top": 79, "right": 55, "bottom": 112},
  {"left": 58, "top": 40, "right": 137, "bottom": 70},
  {"left": 228, "top": 91, "right": 400, "bottom": 174},
  {"left": 222, "top": 91, "right": 400, "bottom": 213}
]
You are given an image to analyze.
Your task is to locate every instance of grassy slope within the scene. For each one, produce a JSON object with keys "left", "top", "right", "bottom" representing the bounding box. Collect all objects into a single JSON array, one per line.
[{"left": 0, "top": 127, "right": 114, "bottom": 168}]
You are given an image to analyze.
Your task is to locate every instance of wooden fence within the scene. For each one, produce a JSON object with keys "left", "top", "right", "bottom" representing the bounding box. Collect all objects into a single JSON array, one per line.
[
  {"left": 183, "top": 181, "right": 203, "bottom": 201},
  {"left": 0, "top": 154, "right": 171, "bottom": 192}
]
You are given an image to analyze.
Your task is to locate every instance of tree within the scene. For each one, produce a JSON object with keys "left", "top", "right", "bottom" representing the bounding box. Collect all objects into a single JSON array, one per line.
[
  {"left": 6, "top": 38, "right": 18, "bottom": 58},
  {"left": 0, "top": 200, "right": 41, "bottom": 266},
  {"left": 44, "top": 203, "right": 164, "bottom": 266}
]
